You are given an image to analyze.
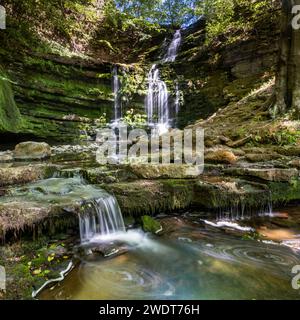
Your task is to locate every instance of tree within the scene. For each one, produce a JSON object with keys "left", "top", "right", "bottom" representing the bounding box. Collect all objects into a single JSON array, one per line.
[
  {"left": 273, "top": 0, "right": 300, "bottom": 117},
  {"left": 114, "top": 0, "right": 198, "bottom": 27},
  {"left": 160, "top": 0, "right": 197, "bottom": 27}
]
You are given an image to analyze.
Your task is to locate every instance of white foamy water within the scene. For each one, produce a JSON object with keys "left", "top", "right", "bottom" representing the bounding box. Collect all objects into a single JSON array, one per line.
[
  {"left": 79, "top": 195, "right": 125, "bottom": 243},
  {"left": 203, "top": 220, "right": 254, "bottom": 232},
  {"left": 164, "top": 30, "right": 182, "bottom": 63},
  {"left": 113, "top": 66, "right": 121, "bottom": 120},
  {"left": 145, "top": 30, "right": 182, "bottom": 132}
]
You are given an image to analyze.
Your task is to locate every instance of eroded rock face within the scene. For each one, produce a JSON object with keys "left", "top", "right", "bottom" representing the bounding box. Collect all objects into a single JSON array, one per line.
[
  {"left": 14, "top": 141, "right": 51, "bottom": 160},
  {"left": 103, "top": 180, "right": 195, "bottom": 216},
  {"left": 193, "top": 177, "right": 270, "bottom": 214},
  {"left": 289, "top": 159, "right": 300, "bottom": 169}
]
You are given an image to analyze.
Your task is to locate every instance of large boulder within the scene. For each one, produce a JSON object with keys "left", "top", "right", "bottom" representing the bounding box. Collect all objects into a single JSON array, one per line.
[{"left": 14, "top": 141, "right": 51, "bottom": 160}]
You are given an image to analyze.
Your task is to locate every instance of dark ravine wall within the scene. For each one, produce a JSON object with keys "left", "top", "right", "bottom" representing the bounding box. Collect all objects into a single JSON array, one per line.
[{"left": 0, "top": 51, "right": 116, "bottom": 142}]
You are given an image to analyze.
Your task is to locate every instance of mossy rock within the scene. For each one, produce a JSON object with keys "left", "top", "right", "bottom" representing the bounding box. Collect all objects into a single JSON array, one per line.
[
  {"left": 0, "top": 69, "right": 22, "bottom": 133},
  {"left": 141, "top": 215, "right": 162, "bottom": 234}
]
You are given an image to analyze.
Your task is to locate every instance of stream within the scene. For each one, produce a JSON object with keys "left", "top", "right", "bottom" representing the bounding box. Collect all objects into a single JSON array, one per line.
[{"left": 38, "top": 206, "right": 300, "bottom": 300}]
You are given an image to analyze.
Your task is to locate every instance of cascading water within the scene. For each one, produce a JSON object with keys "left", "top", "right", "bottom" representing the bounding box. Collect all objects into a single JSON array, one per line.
[
  {"left": 163, "top": 30, "right": 182, "bottom": 63},
  {"left": 79, "top": 193, "right": 125, "bottom": 243},
  {"left": 145, "top": 64, "right": 169, "bottom": 131},
  {"left": 145, "top": 30, "right": 182, "bottom": 132},
  {"left": 174, "top": 81, "right": 180, "bottom": 115},
  {"left": 113, "top": 66, "right": 121, "bottom": 120}
]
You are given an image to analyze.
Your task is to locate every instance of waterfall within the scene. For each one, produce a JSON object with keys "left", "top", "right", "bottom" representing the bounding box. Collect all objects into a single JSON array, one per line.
[
  {"left": 113, "top": 66, "right": 121, "bottom": 120},
  {"left": 145, "top": 30, "right": 182, "bottom": 132},
  {"left": 164, "top": 30, "right": 182, "bottom": 63},
  {"left": 174, "top": 81, "right": 180, "bottom": 114},
  {"left": 79, "top": 193, "right": 125, "bottom": 243},
  {"left": 146, "top": 64, "right": 169, "bottom": 131}
]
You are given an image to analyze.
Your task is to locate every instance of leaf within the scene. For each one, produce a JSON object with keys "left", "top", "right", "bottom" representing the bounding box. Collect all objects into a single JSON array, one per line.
[
  {"left": 47, "top": 255, "right": 55, "bottom": 262},
  {"left": 32, "top": 268, "right": 42, "bottom": 275}
]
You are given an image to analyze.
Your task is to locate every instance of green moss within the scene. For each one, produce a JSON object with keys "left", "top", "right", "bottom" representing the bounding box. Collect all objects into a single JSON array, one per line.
[
  {"left": 0, "top": 237, "right": 73, "bottom": 300},
  {"left": 269, "top": 180, "right": 300, "bottom": 205},
  {"left": 103, "top": 179, "right": 195, "bottom": 216},
  {"left": 141, "top": 215, "right": 162, "bottom": 234},
  {"left": 0, "top": 69, "right": 23, "bottom": 133}
]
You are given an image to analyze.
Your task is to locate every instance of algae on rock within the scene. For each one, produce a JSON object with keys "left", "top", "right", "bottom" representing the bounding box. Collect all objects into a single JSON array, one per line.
[{"left": 0, "top": 69, "right": 22, "bottom": 133}]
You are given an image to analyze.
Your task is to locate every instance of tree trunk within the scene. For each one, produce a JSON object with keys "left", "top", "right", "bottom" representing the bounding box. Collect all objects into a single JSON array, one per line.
[{"left": 273, "top": 0, "right": 300, "bottom": 117}]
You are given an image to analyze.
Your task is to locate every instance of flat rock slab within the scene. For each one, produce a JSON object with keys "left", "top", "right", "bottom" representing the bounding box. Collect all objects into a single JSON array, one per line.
[
  {"left": 127, "top": 164, "right": 203, "bottom": 179},
  {"left": 103, "top": 179, "right": 195, "bottom": 216},
  {"left": 225, "top": 167, "right": 299, "bottom": 182},
  {"left": 0, "top": 164, "right": 56, "bottom": 186},
  {"left": 0, "top": 151, "right": 14, "bottom": 163}
]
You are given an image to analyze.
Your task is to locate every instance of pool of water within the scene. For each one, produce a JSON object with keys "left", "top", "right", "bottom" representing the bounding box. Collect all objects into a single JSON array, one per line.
[{"left": 39, "top": 210, "right": 300, "bottom": 300}]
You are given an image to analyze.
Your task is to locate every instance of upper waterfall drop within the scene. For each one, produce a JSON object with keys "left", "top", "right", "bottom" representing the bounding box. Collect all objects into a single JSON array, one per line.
[
  {"left": 112, "top": 66, "right": 121, "bottom": 120},
  {"left": 164, "top": 30, "right": 182, "bottom": 63},
  {"left": 79, "top": 192, "right": 125, "bottom": 243},
  {"left": 145, "top": 30, "right": 182, "bottom": 133}
]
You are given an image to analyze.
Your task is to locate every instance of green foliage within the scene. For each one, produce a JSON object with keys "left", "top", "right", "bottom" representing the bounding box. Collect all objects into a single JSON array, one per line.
[
  {"left": 197, "top": 0, "right": 277, "bottom": 44},
  {"left": 2, "top": 0, "right": 104, "bottom": 50},
  {"left": 95, "top": 113, "right": 107, "bottom": 128},
  {"left": 122, "top": 109, "right": 147, "bottom": 128},
  {"left": 271, "top": 129, "right": 300, "bottom": 146},
  {"left": 242, "top": 231, "right": 261, "bottom": 241},
  {"left": 113, "top": 0, "right": 198, "bottom": 27}
]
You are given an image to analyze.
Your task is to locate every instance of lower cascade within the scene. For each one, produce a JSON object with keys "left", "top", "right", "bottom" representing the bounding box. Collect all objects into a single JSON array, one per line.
[{"left": 79, "top": 193, "right": 125, "bottom": 243}]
